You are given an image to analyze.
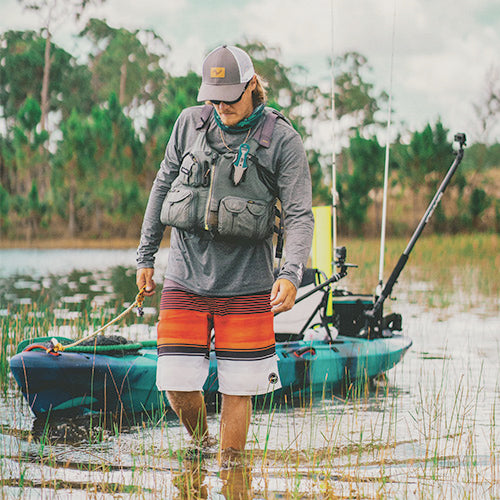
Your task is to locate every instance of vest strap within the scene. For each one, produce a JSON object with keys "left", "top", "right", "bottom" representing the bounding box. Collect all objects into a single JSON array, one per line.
[{"left": 254, "top": 111, "right": 278, "bottom": 148}]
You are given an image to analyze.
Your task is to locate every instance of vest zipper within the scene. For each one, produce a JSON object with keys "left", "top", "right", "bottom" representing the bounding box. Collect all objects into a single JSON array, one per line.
[{"left": 204, "top": 157, "right": 217, "bottom": 230}]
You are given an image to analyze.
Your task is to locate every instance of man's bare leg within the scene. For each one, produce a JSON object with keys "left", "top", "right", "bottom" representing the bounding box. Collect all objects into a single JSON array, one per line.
[
  {"left": 219, "top": 394, "right": 252, "bottom": 464},
  {"left": 167, "top": 390, "right": 208, "bottom": 444}
]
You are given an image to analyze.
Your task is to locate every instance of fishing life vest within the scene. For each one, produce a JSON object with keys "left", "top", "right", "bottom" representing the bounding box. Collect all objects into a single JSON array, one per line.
[{"left": 160, "top": 105, "right": 285, "bottom": 245}]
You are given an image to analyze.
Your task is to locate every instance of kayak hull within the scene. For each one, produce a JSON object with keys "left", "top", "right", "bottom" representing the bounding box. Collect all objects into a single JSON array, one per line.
[{"left": 10, "top": 335, "right": 412, "bottom": 417}]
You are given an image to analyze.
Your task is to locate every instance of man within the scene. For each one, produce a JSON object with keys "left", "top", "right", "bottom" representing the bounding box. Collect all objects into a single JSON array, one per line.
[{"left": 136, "top": 45, "right": 314, "bottom": 464}]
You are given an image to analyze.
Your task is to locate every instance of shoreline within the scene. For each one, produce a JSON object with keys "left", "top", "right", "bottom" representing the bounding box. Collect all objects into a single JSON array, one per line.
[{"left": 0, "top": 232, "right": 496, "bottom": 251}]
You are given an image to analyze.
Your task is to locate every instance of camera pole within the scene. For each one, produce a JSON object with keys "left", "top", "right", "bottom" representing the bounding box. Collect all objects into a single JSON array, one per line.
[{"left": 364, "top": 133, "right": 467, "bottom": 332}]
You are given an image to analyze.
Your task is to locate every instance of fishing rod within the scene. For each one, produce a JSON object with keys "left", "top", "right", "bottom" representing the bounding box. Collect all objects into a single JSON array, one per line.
[
  {"left": 377, "top": 0, "right": 397, "bottom": 296},
  {"left": 363, "top": 132, "right": 467, "bottom": 336},
  {"left": 330, "top": 0, "right": 339, "bottom": 263}
]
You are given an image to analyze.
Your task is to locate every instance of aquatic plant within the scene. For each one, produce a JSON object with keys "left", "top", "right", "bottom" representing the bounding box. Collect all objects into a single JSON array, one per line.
[{"left": 0, "top": 234, "right": 498, "bottom": 497}]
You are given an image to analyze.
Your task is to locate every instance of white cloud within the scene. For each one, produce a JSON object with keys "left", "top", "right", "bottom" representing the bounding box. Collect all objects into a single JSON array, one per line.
[{"left": 234, "top": 0, "right": 500, "bottom": 134}]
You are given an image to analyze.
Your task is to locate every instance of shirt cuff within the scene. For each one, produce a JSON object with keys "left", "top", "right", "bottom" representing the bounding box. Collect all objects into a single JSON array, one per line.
[{"left": 276, "top": 262, "right": 305, "bottom": 290}]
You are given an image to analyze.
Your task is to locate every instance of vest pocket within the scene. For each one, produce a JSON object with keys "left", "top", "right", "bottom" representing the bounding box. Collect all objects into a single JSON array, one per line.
[
  {"left": 160, "top": 188, "right": 197, "bottom": 230},
  {"left": 218, "top": 196, "right": 274, "bottom": 240},
  {"left": 179, "top": 153, "right": 206, "bottom": 187}
]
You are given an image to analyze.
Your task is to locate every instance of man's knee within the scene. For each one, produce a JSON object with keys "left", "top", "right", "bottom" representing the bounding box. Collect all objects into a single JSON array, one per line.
[{"left": 167, "top": 390, "right": 203, "bottom": 412}]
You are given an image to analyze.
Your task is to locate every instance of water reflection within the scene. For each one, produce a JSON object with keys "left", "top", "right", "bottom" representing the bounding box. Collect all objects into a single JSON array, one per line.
[
  {"left": 0, "top": 264, "right": 160, "bottom": 343},
  {"left": 172, "top": 462, "right": 209, "bottom": 499},
  {"left": 220, "top": 466, "right": 252, "bottom": 500},
  {"left": 1, "top": 248, "right": 499, "bottom": 498},
  {"left": 31, "top": 413, "right": 116, "bottom": 446},
  {"left": 0, "top": 248, "right": 141, "bottom": 278}
]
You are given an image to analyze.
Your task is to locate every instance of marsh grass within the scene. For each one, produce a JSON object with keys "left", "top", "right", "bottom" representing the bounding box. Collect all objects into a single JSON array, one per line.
[
  {"left": 1, "top": 359, "right": 498, "bottom": 498},
  {"left": 0, "top": 233, "right": 498, "bottom": 498},
  {"left": 340, "top": 233, "right": 499, "bottom": 314}
]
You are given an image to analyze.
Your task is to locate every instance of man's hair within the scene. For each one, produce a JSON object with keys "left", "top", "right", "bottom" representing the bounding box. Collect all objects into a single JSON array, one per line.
[{"left": 252, "top": 74, "right": 267, "bottom": 106}]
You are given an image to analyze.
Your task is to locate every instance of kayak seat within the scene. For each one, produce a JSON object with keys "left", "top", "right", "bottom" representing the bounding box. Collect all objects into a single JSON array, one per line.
[
  {"left": 274, "top": 268, "right": 327, "bottom": 341},
  {"left": 298, "top": 267, "right": 318, "bottom": 287}
]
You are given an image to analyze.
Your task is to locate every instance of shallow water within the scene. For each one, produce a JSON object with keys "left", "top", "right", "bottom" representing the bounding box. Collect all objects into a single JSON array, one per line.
[{"left": 0, "top": 248, "right": 499, "bottom": 499}]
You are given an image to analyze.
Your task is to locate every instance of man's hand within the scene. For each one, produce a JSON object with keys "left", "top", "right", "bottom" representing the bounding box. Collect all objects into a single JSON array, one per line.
[
  {"left": 136, "top": 268, "right": 156, "bottom": 297},
  {"left": 270, "top": 278, "right": 297, "bottom": 314}
]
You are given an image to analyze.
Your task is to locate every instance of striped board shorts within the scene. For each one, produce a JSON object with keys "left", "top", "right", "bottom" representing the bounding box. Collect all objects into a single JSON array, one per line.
[{"left": 156, "top": 284, "right": 282, "bottom": 396}]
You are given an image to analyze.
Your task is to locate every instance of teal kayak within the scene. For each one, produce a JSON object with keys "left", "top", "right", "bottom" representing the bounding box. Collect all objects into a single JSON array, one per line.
[
  {"left": 9, "top": 332, "right": 411, "bottom": 417},
  {"left": 9, "top": 267, "right": 412, "bottom": 417}
]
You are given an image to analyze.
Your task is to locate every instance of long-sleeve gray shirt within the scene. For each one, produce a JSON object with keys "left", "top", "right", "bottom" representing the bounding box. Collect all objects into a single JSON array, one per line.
[{"left": 137, "top": 105, "right": 314, "bottom": 296}]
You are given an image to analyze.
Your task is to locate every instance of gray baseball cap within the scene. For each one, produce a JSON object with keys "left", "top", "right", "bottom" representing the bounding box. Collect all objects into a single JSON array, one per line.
[{"left": 197, "top": 45, "right": 255, "bottom": 102}]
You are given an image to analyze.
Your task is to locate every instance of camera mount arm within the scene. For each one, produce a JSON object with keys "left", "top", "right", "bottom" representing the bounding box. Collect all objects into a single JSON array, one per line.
[{"left": 364, "top": 133, "right": 467, "bottom": 333}]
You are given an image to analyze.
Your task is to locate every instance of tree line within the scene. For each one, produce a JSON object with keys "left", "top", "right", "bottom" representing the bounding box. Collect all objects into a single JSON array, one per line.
[{"left": 1, "top": 19, "right": 499, "bottom": 242}]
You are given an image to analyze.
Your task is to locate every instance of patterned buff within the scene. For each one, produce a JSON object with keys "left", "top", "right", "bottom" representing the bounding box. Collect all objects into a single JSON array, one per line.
[{"left": 213, "top": 103, "right": 265, "bottom": 133}]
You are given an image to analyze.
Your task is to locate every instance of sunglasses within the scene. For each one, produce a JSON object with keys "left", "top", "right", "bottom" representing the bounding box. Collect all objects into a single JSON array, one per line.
[{"left": 211, "top": 80, "right": 251, "bottom": 106}]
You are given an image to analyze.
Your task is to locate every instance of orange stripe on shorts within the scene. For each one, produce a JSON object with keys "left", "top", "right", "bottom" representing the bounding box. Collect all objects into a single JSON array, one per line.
[
  {"left": 157, "top": 309, "right": 211, "bottom": 357},
  {"left": 157, "top": 287, "right": 275, "bottom": 361}
]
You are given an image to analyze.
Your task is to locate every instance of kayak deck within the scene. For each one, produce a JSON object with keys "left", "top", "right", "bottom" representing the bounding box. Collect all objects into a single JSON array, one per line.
[{"left": 10, "top": 334, "right": 412, "bottom": 417}]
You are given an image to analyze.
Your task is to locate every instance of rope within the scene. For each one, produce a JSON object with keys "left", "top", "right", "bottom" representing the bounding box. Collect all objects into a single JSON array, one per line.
[
  {"left": 23, "top": 344, "right": 60, "bottom": 355},
  {"left": 48, "top": 286, "right": 146, "bottom": 353},
  {"left": 64, "top": 343, "right": 144, "bottom": 353},
  {"left": 23, "top": 340, "right": 157, "bottom": 355}
]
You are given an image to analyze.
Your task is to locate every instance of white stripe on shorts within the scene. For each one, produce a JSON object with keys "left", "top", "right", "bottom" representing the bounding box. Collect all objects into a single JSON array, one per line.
[
  {"left": 217, "top": 355, "right": 282, "bottom": 396},
  {"left": 156, "top": 355, "right": 210, "bottom": 392},
  {"left": 156, "top": 354, "right": 281, "bottom": 395}
]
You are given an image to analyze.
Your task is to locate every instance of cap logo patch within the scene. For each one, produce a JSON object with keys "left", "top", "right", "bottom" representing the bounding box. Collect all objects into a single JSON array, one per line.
[{"left": 210, "top": 67, "right": 226, "bottom": 78}]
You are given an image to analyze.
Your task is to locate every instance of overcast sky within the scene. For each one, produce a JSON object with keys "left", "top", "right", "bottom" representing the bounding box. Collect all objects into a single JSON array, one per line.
[{"left": 2, "top": 0, "right": 499, "bottom": 143}]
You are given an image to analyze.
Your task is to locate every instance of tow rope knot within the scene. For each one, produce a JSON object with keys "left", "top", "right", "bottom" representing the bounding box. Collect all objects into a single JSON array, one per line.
[
  {"left": 49, "top": 338, "right": 64, "bottom": 353},
  {"left": 135, "top": 286, "right": 146, "bottom": 317}
]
